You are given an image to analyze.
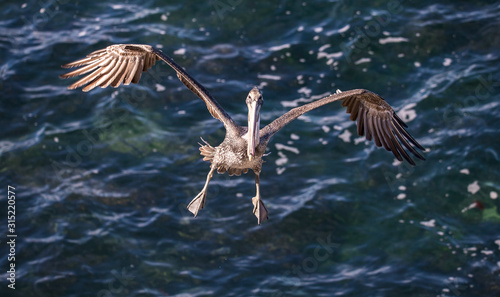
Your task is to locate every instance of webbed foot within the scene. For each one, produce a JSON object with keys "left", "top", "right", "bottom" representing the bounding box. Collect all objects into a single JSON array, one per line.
[
  {"left": 187, "top": 190, "right": 207, "bottom": 217},
  {"left": 252, "top": 196, "right": 268, "bottom": 225}
]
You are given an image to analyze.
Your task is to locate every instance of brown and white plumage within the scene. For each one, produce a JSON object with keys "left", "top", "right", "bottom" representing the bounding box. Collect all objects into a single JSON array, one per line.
[{"left": 60, "top": 44, "right": 425, "bottom": 224}]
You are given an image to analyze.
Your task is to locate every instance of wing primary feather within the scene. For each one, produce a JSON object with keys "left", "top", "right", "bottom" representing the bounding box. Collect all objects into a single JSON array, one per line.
[
  {"left": 393, "top": 112, "right": 408, "bottom": 128},
  {"left": 371, "top": 116, "right": 383, "bottom": 147},
  {"left": 349, "top": 99, "right": 360, "bottom": 121},
  {"left": 365, "top": 111, "right": 373, "bottom": 141},
  {"left": 124, "top": 57, "right": 140, "bottom": 85},
  {"left": 382, "top": 120, "right": 412, "bottom": 164},
  {"left": 87, "top": 48, "right": 107, "bottom": 57},
  {"left": 343, "top": 97, "right": 353, "bottom": 113},
  {"left": 81, "top": 76, "right": 101, "bottom": 93},
  {"left": 382, "top": 122, "right": 403, "bottom": 161},
  {"left": 143, "top": 54, "right": 150, "bottom": 71},
  {"left": 392, "top": 117, "right": 425, "bottom": 150},
  {"left": 132, "top": 57, "right": 144, "bottom": 84},
  {"left": 357, "top": 107, "right": 366, "bottom": 136},
  {"left": 111, "top": 58, "right": 129, "bottom": 88},
  {"left": 90, "top": 58, "right": 119, "bottom": 89},
  {"left": 61, "top": 57, "right": 94, "bottom": 69},
  {"left": 378, "top": 118, "right": 401, "bottom": 161},
  {"left": 99, "top": 57, "right": 124, "bottom": 88},
  {"left": 59, "top": 57, "right": 106, "bottom": 78},
  {"left": 61, "top": 55, "right": 104, "bottom": 69},
  {"left": 68, "top": 58, "right": 112, "bottom": 90},
  {"left": 390, "top": 121, "right": 426, "bottom": 160},
  {"left": 375, "top": 118, "right": 392, "bottom": 151}
]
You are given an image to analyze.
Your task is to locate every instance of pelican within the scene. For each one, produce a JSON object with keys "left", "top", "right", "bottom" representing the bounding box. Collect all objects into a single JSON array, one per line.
[{"left": 60, "top": 44, "right": 425, "bottom": 224}]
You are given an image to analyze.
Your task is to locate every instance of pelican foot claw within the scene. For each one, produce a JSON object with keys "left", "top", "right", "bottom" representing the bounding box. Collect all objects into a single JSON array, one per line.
[
  {"left": 252, "top": 196, "right": 268, "bottom": 225},
  {"left": 187, "top": 190, "right": 207, "bottom": 217}
]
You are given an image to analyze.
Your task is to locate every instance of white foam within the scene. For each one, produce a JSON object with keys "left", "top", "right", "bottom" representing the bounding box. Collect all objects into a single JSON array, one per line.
[
  {"left": 280, "top": 92, "right": 330, "bottom": 108},
  {"left": 461, "top": 202, "right": 480, "bottom": 213},
  {"left": 443, "top": 58, "right": 452, "bottom": 66},
  {"left": 379, "top": 37, "right": 409, "bottom": 44},
  {"left": 397, "top": 103, "right": 417, "bottom": 122},
  {"left": 276, "top": 167, "right": 286, "bottom": 175},
  {"left": 174, "top": 48, "right": 186, "bottom": 55},
  {"left": 338, "top": 130, "right": 352, "bottom": 143},
  {"left": 354, "top": 136, "right": 366, "bottom": 145},
  {"left": 275, "top": 151, "right": 288, "bottom": 166},
  {"left": 297, "top": 86, "right": 312, "bottom": 97},
  {"left": 155, "top": 84, "right": 166, "bottom": 92},
  {"left": 269, "top": 44, "right": 291, "bottom": 52},
  {"left": 317, "top": 51, "right": 343, "bottom": 60},
  {"left": 392, "top": 159, "right": 403, "bottom": 166},
  {"left": 354, "top": 58, "right": 371, "bottom": 65},
  {"left": 257, "top": 74, "right": 281, "bottom": 80},
  {"left": 420, "top": 219, "right": 436, "bottom": 228},
  {"left": 275, "top": 143, "right": 300, "bottom": 154},
  {"left": 319, "top": 44, "right": 331, "bottom": 52},
  {"left": 467, "top": 181, "right": 480, "bottom": 194},
  {"left": 338, "top": 24, "right": 350, "bottom": 33}
]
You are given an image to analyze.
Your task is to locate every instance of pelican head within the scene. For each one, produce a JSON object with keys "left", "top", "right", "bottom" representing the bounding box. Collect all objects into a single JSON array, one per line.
[{"left": 246, "top": 87, "right": 263, "bottom": 161}]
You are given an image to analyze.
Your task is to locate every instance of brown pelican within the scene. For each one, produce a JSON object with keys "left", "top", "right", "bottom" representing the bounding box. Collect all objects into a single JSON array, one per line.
[{"left": 60, "top": 44, "right": 425, "bottom": 224}]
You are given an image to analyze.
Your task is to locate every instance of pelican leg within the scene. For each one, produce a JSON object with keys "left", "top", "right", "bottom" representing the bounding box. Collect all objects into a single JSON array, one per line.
[
  {"left": 187, "top": 166, "right": 216, "bottom": 217},
  {"left": 251, "top": 173, "right": 268, "bottom": 224}
]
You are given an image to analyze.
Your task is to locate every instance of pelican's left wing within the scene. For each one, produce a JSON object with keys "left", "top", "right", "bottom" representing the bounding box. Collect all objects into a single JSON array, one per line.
[
  {"left": 60, "top": 44, "right": 236, "bottom": 129},
  {"left": 260, "top": 89, "right": 425, "bottom": 165}
]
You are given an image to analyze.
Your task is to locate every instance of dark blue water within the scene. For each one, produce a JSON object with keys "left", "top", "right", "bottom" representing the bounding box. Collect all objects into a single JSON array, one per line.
[{"left": 1, "top": 0, "right": 500, "bottom": 296}]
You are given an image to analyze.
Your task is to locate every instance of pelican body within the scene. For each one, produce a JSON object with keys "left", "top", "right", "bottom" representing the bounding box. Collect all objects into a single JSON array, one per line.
[{"left": 60, "top": 44, "right": 425, "bottom": 224}]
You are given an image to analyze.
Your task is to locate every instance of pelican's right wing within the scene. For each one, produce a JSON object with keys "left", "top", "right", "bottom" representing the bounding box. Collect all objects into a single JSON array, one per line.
[{"left": 60, "top": 44, "right": 236, "bottom": 129}]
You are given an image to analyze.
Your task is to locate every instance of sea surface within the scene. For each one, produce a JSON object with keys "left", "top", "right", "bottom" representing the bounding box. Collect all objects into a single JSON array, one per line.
[{"left": 1, "top": 0, "right": 500, "bottom": 296}]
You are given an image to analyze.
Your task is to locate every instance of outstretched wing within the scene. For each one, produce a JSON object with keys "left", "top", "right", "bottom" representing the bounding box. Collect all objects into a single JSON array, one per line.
[
  {"left": 260, "top": 89, "right": 425, "bottom": 165},
  {"left": 60, "top": 44, "right": 237, "bottom": 129}
]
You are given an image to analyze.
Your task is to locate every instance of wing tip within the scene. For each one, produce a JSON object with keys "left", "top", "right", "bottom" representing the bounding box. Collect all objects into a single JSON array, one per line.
[{"left": 393, "top": 112, "right": 408, "bottom": 128}]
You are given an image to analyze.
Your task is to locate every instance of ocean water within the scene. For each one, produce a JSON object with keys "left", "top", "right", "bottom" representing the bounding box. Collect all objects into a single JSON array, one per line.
[{"left": 1, "top": 0, "right": 500, "bottom": 296}]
